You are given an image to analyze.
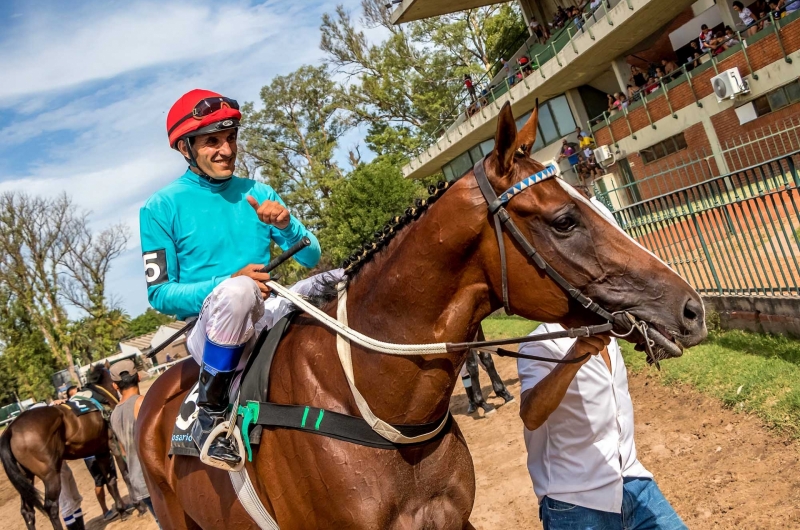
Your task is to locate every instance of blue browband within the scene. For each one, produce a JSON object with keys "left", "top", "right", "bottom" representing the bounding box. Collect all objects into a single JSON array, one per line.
[{"left": 497, "top": 164, "right": 558, "bottom": 204}]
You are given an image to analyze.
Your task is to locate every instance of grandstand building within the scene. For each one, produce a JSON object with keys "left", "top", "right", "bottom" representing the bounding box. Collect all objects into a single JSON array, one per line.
[{"left": 392, "top": 0, "right": 800, "bottom": 209}]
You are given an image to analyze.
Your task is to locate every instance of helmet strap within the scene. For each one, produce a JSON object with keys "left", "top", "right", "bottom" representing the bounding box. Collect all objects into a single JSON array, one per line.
[{"left": 181, "top": 137, "right": 232, "bottom": 184}]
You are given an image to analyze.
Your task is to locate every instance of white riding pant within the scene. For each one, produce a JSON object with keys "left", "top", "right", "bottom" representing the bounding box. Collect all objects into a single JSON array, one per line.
[
  {"left": 59, "top": 463, "right": 83, "bottom": 521},
  {"left": 186, "top": 270, "right": 345, "bottom": 373}
]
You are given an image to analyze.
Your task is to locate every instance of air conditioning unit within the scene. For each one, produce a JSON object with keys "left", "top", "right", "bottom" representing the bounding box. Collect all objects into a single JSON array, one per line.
[
  {"left": 593, "top": 145, "right": 613, "bottom": 164},
  {"left": 711, "top": 68, "right": 749, "bottom": 102}
]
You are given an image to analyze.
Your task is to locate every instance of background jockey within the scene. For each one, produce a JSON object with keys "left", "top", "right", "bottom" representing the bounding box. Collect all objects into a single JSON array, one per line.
[{"left": 139, "top": 89, "right": 322, "bottom": 465}]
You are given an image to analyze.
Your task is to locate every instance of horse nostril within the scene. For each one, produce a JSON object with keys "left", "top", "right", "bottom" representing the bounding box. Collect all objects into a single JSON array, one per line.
[{"left": 683, "top": 298, "right": 702, "bottom": 324}]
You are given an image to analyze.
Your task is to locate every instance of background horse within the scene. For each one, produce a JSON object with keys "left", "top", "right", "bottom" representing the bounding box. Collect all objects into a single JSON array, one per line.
[
  {"left": 138, "top": 102, "right": 707, "bottom": 529},
  {"left": 0, "top": 365, "right": 128, "bottom": 529}
]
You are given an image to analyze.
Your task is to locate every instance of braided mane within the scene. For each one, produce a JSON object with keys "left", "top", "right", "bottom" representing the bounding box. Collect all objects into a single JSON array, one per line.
[{"left": 341, "top": 179, "right": 453, "bottom": 278}]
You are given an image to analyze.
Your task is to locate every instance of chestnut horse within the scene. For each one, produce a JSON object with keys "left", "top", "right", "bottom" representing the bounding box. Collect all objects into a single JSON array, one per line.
[
  {"left": 0, "top": 365, "right": 128, "bottom": 529},
  {"left": 138, "top": 103, "right": 707, "bottom": 529}
]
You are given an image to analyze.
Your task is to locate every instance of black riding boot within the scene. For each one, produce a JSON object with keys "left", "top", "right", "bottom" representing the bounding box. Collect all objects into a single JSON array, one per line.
[
  {"left": 191, "top": 364, "right": 241, "bottom": 465},
  {"left": 464, "top": 379, "right": 478, "bottom": 414}
]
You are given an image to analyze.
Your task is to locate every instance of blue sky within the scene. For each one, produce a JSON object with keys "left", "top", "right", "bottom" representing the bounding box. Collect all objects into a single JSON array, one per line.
[{"left": 0, "top": 0, "right": 371, "bottom": 318}]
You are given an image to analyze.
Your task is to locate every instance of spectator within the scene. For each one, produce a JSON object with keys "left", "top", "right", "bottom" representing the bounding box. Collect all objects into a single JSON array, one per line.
[
  {"left": 618, "top": 93, "right": 629, "bottom": 109},
  {"left": 572, "top": 7, "right": 584, "bottom": 29},
  {"left": 529, "top": 16, "right": 549, "bottom": 41},
  {"left": 110, "top": 360, "right": 159, "bottom": 522},
  {"left": 557, "top": 139, "right": 576, "bottom": 161},
  {"left": 501, "top": 58, "right": 516, "bottom": 86},
  {"left": 785, "top": 0, "right": 800, "bottom": 13},
  {"left": 552, "top": 6, "right": 567, "bottom": 29},
  {"left": 608, "top": 92, "right": 626, "bottom": 113},
  {"left": 662, "top": 58, "right": 678, "bottom": 76},
  {"left": 723, "top": 26, "right": 740, "bottom": 48},
  {"left": 629, "top": 65, "right": 646, "bottom": 89},
  {"left": 464, "top": 74, "right": 477, "bottom": 103},
  {"left": 578, "top": 131, "right": 594, "bottom": 150},
  {"left": 655, "top": 66, "right": 666, "bottom": 79},
  {"left": 699, "top": 24, "right": 714, "bottom": 53},
  {"left": 733, "top": 1, "right": 758, "bottom": 36},
  {"left": 518, "top": 55, "right": 532, "bottom": 74},
  {"left": 591, "top": 0, "right": 604, "bottom": 11},
  {"left": 626, "top": 84, "right": 639, "bottom": 100},
  {"left": 644, "top": 77, "right": 660, "bottom": 94}
]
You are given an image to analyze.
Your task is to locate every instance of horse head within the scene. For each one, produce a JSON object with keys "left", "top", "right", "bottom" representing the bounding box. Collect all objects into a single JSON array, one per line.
[
  {"left": 86, "top": 364, "right": 120, "bottom": 408},
  {"left": 478, "top": 101, "right": 707, "bottom": 360}
]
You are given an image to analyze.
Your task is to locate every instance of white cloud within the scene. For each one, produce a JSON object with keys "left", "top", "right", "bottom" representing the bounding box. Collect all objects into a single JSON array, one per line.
[
  {"left": 0, "top": 1, "right": 290, "bottom": 101},
  {"left": 0, "top": 0, "right": 367, "bottom": 316}
]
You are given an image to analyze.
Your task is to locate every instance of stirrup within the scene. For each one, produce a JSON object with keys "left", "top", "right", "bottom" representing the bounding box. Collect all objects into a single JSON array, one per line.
[{"left": 199, "top": 420, "right": 246, "bottom": 471}]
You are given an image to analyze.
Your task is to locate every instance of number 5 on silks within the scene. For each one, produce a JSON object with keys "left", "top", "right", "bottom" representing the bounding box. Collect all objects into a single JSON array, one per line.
[{"left": 143, "top": 249, "right": 169, "bottom": 285}]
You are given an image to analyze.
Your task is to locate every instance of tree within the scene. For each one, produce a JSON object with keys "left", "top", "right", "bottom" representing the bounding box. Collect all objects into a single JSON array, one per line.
[
  {"left": 320, "top": 0, "right": 526, "bottom": 159},
  {"left": 0, "top": 289, "right": 57, "bottom": 403},
  {"left": 0, "top": 192, "right": 129, "bottom": 384},
  {"left": 238, "top": 65, "right": 355, "bottom": 232},
  {"left": 127, "top": 308, "right": 175, "bottom": 337},
  {"left": 319, "top": 156, "right": 427, "bottom": 264}
]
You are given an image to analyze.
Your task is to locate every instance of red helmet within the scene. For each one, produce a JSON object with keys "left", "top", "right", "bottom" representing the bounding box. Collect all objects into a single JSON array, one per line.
[{"left": 166, "top": 89, "right": 242, "bottom": 148}]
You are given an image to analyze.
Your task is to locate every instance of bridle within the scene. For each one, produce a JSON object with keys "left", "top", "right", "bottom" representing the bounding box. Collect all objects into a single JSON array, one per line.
[{"left": 472, "top": 156, "right": 660, "bottom": 367}]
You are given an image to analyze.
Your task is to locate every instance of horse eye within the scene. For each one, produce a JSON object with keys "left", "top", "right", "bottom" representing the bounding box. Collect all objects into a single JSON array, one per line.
[{"left": 551, "top": 214, "right": 577, "bottom": 233}]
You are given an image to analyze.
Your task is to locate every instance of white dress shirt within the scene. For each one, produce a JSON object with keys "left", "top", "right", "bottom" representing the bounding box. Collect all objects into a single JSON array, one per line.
[{"left": 517, "top": 322, "right": 652, "bottom": 513}]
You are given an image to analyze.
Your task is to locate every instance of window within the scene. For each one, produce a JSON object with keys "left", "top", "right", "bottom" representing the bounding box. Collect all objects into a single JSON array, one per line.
[
  {"left": 538, "top": 106, "right": 560, "bottom": 145},
  {"left": 549, "top": 97, "right": 575, "bottom": 137},
  {"left": 640, "top": 133, "right": 687, "bottom": 164},
  {"left": 440, "top": 95, "right": 577, "bottom": 179},
  {"left": 752, "top": 80, "right": 800, "bottom": 117},
  {"left": 786, "top": 81, "right": 800, "bottom": 104},
  {"left": 448, "top": 151, "right": 473, "bottom": 180},
  {"left": 441, "top": 139, "right": 496, "bottom": 181}
]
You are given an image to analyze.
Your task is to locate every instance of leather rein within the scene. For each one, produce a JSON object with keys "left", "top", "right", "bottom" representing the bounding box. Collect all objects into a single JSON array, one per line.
[{"left": 471, "top": 156, "right": 659, "bottom": 368}]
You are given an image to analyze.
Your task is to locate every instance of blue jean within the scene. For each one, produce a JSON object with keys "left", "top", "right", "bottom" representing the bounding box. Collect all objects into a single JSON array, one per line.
[{"left": 540, "top": 477, "right": 686, "bottom": 530}]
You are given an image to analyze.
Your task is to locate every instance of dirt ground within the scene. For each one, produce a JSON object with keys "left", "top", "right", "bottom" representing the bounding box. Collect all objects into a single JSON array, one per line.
[{"left": 2, "top": 358, "right": 800, "bottom": 529}]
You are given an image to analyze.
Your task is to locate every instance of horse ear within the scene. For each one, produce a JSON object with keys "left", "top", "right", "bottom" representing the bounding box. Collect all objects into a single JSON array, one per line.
[
  {"left": 492, "top": 101, "right": 517, "bottom": 176},
  {"left": 515, "top": 99, "right": 539, "bottom": 154}
]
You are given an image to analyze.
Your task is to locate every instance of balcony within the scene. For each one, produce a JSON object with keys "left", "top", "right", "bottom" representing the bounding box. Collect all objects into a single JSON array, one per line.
[{"left": 402, "top": 0, "right": 697, "bottom": 180}]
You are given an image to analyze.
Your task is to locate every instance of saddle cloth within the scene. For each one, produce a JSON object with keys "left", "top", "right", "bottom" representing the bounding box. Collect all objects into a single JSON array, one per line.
[
  {"left": 169, "top": 317, "right": 284, "bottom": 457},
  {"left": 60, "top": 395, "right": 103, "bottom": 417}
]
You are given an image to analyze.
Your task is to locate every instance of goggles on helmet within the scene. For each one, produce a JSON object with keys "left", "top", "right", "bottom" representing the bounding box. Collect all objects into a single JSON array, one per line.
[{"left": 167, "top": 97, "right": 240, "bottom": 136}]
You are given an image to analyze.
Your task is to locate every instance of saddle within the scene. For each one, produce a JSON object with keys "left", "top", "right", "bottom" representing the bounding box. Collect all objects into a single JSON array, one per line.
[
  {"left": 59, "top": 395, "right": 104, "bottom": 417},
  {"left": 169, "top": 311, "right": 450, "bottom": 460}
]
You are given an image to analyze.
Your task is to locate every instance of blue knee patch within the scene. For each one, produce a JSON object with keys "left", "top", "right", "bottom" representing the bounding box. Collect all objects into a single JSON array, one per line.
[{"left": 202, "top": 339, "right": 246, "bottom": 373}]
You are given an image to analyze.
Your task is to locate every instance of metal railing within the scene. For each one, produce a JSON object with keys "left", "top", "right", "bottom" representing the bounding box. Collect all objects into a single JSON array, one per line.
[
  {"left": 723, "top": 115, "right": 800, "bottom": 171},
  {"left": 601, "top": 151, "right": 800, "bottom": 296}
]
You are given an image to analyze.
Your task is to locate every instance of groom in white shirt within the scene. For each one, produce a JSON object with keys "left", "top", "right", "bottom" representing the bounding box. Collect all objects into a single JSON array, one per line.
[{"left": 518, "top": 326, "right": 686, "bottom": 529}]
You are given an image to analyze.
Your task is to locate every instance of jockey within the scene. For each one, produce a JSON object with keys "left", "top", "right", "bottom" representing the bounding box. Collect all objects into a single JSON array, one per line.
[{"left": 140, "top": 89, "right": 321, "bottom": 465}]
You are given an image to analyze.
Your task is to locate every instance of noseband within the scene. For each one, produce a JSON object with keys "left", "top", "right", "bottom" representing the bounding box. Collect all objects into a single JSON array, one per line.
[{"left": 472, "top": 157, "right": 660, "bottom": 367}]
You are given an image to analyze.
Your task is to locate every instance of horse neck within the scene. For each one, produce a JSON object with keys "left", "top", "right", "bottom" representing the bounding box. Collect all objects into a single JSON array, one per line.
[{"left": 342, "top": 179, "right": 497, "bottom": 423}]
